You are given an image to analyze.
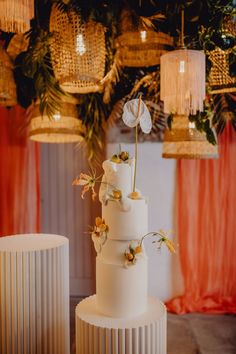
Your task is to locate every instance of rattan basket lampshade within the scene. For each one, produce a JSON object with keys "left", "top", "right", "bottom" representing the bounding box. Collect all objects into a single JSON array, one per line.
[
  {"left": 49, "top": 5, "right": 106, "bottom": 94},
  {"left": 116, "top": 30, "right": 174, "bottom": 67},
  {"left": 162, "top": 115, "right": 218, "bottom": 159},
  {"left": 116, "top": 9, "right": 173, "bottom": 67},
  {"left": 0, "top": 0, "right": 34, "bottom": 33},
  {"left": 29, "top": 101, "right": 85, "bottom": 143},
  {"left": 0, "top": 46, "right": 17, "bottom": 107},
  {"left": 208, "top": 17, "right": 236, "bottom": 94}
]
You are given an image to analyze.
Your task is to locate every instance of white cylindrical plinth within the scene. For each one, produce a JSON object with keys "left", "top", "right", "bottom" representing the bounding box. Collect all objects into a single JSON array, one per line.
[
  {"left": 76, "top": 295, "right": 166, "bottom": 354},
  {"left": 0, "top": 234, "right": 70, "bottom": 354}
]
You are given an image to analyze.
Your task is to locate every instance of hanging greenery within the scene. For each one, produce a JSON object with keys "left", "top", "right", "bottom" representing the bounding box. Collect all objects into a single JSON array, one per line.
[{"left": 8, "top": 0, "right": 235, "bottom": 158}]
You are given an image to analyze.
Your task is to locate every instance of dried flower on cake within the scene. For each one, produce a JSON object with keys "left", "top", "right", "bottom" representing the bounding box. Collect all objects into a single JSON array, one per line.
[
  {"left": 124, "top": 230, "right": 175, "bottom": 267},
  {"left": 119, "top": 151, "right": 129, "bottom": 161},
  {"left": 129, "top": 191, "right": 141, "bottom": 200},
  {"left": 72, "top": 171, "right": 99, "bottom": 201},
  {"left": 94, "top": 217, "right": 109, "bottom": 235},
  {"left": 112, "top": 189, "right": 122, "bottom": 200},
  {"left": 124, "top": 241, "right": 143, "bottom": 266},
  {"left": 155, "top": 229, "right": 176, "bottom": 254},
  {"left": 91, "top": 217, "right": 109, "bottom": 253},
  {"left": 111, "top": 154, "right": 121, "bottom": 163},
  {"left": 110, "top": 151, "right": 130, "bottom": 164}
]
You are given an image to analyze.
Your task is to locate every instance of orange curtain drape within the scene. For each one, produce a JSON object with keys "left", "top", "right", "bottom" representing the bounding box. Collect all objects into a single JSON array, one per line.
[
  {"left": 0, "top": 106, "right": 40, "bottom": 236},
  {"left": 166, "top": 123, "right": 236, "bottom": 314}
]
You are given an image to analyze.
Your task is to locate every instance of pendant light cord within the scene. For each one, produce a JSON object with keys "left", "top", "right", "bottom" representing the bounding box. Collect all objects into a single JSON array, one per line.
[{"left": 180, "top": 7, "right": 185, "bottom": 49}]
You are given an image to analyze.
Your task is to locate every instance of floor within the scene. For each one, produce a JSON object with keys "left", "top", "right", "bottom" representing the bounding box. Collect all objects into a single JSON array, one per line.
[{"left": 70, "top": 297, "right": 236, "bottom": 354}]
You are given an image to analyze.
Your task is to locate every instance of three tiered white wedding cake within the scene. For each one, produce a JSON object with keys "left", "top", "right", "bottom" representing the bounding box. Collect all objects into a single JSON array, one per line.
[{"left": 96, "top": 156, "right": 148, "bottom": 318}]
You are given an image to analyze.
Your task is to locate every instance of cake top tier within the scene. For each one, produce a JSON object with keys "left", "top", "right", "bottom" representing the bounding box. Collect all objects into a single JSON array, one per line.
[{"left": 99, "top": 154, "right": 135, "bottom": 200}]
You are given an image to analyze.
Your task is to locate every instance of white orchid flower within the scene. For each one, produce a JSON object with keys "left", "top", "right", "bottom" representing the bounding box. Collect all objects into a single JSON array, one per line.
[{"left": 122, "top": 98, "right": 152, "bottom": 134}]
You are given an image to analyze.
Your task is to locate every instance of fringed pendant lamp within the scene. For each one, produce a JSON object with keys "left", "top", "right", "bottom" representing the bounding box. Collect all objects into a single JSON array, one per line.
[
  {"left": 116, "top": 8, "right": 174, "bottom": 67},
  {"left": 208, "top": 16, "right": 236, "bottom": 94},
  {"left": 162, "top": 115, "right": 218, "bottom": 159},
  {"left": 29, "top": 99, "right": 85, "bottom": 143},
  {"left": 49, "top": 4, "right": 106, "bottom": 94},
  {"left": 0, "top": 45, "right": 17, "bottom": 107},
  {"left": 0, "top": 0, "right": 34, "bottom": 33},
  {"left": 160, "top": 10, "right": 205, "bottom": 115},
  {"left": 160, "top": 9, "right": 218, "bottom": 159}
]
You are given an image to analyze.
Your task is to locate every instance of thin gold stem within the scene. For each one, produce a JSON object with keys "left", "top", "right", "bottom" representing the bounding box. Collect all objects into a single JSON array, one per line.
[
  {"left": 133, "top": 96, "right": 142, "bottom": 193},
  {"left": 133, "top": 124, "right": 138, "bottom": 192},
  {"left": 140, "top": 231, "right": 165, "bottom": 246}
]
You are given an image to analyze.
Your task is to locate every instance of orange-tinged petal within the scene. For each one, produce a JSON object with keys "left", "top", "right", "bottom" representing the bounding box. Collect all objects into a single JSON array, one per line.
[
  {"left": 99, "top": 224, "right": 107, "bottom": 232},
  {"left": 134, "top": 245, "right": 142, "bottom": 254},
  {"left": 81, "top": 185, "right": 90, "bottom": 199},
  {"left": 80, "top": 173, "right": 91, "bottom": 180},
  {"left": 95, "top": 217, "right": 103, "bottom": 227},
  {"left": 91, "top": 188, "right": 97, "bottom": 201},
  {"left": 164, "top": 238, "right": 176, "bottom": 253}
]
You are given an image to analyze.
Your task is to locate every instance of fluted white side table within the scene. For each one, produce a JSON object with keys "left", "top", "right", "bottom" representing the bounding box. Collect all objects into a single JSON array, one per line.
[
  {"left": 0, "top": 234, "right": 70, "bottom": 354},
  {"left": 76, "top": 295, "right": 166, "bottom": 354}
]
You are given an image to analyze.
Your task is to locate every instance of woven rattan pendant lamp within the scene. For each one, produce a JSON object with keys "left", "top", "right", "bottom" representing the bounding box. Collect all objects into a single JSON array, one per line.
[
  {"left": 160, "top": 9, "right": 206, "bottom": 116},
  {"left": 29, "top": 98, "right": 85, "bottom": 143},
  {"left": 207, "top": 16, "right": 236, "bottom": 94},
  {"left": 0, "top": 45, "right": 17, "bottom": 107},
  {"left": 49, "top": 5, "right": 106, "bottom": 94},
  {"left": 0, "top": 0, "right": 34, "bottom": 33},
  {"left": 116, "top": 8, "right": 174, "bottom": 67},
  {"left": 162, "top": 115, "right": 218, "bottom": 159}
]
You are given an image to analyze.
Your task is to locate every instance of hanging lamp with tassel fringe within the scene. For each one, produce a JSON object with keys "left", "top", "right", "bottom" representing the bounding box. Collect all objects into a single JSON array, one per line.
[
  {"left": 160, "top": 8, "right": 206, "bottom": 115},
  {"left": 0, "top": 0, "right": 34, "bottom": 33}
]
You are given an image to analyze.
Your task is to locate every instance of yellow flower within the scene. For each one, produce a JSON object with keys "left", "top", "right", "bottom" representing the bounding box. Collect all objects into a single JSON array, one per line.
[
  {"left": 126, "top": 252, "right": 134, "bottom": 262},
  {"left": 94, "top": 217, "right": 109, "bottom": 235},
  {"left": 129, "top": 191, "right": 140, "bottom": 200},
  {"left": 119, "top": 151, "right": 129, "bottom": 161},
  {"left": 134, "top": 245, "right": 142, "bottom": 254},
  {"left": 111, "top": 154, "right": 121, "bottom": 163},
  {"left": 112, "top": 189, "right": 122, "bottom": 200},
  {"left": 72, "top": 172, "right": 97, "bottom": 201}
]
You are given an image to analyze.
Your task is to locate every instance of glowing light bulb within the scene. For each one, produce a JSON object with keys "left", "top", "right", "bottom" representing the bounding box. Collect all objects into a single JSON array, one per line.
[
  {"left": 76, "top": 34, "right": 86, "bottom": 55},
  {"left": 179, "top": 60, "right": 185, "bottom": 73},
  {"left": 140, "top": 30, "right": 147, "bottom": 42},
  {"left": 53, "top": 113, "right": 61, "bottom": 121},
  {"left": 189, "top": 121, "right": 195, "bottom": 135}
]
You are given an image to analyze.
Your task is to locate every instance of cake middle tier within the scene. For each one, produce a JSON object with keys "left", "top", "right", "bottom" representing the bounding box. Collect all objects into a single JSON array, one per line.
[
  {"left": 102, "top": 198, "right": 148, "bottom": 240},
  {"left": 96, "top": 239, "right": 148, "bottom": 318}
]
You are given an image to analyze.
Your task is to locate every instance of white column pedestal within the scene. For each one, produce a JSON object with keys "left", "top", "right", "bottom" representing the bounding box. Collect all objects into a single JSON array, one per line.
[
  {"left": 0, "top": 234, "right": 70, "bottom": 354},
  {"left": 76, "top": 295, "right": 166, "bottom": 354}
]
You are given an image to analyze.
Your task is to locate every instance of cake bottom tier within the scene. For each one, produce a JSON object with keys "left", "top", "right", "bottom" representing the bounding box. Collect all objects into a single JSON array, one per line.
[{"left": 76, "top": 295, "right": 166, "bottom": 354}]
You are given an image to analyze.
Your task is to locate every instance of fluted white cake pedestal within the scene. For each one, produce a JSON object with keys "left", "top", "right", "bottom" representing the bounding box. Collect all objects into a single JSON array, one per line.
[
  {"left": 76, "top": 295, "right": 166, "bottom": 354},
  {"left": 0, "top": 234, "right": 70, "bottom": 354}
]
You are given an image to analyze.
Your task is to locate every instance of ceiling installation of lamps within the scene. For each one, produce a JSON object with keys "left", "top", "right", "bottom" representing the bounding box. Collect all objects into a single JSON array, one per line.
[
  {"left": 49, "top": 4, "right": 106, "bottom": 94},
  {"left": 29, "top": 100, "right": 85, "bottom": 143},
  {"left": 160, "top": 9, "right": 206, "bottom": 115},
  {"left": 162, "top": 115, "right": 218, "bottom": 159},
  {"left": 0, "top": 45, "right": 17, "bottom": 107},
  {"left": 0, "top": 0, "right": 34, "bottom": 33},
  {"left": 116, "top": 8, "right": 174, "bottom": 68}
]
